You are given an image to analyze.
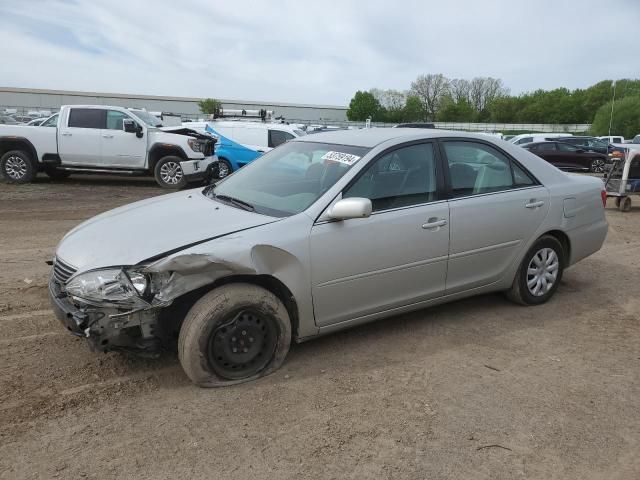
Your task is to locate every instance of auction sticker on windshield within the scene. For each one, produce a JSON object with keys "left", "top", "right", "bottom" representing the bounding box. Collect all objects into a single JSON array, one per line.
[{"left": 321, "top": 151, "right": 361, "bottom": 166}]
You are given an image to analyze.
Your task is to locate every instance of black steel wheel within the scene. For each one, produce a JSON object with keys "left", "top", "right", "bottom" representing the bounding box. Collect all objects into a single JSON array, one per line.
[
  {"left": 178, "top": 283, "right": 291, "bottom": 387},
  {"left": 208, "top": 310, "right": 279, "bottom": 380}
]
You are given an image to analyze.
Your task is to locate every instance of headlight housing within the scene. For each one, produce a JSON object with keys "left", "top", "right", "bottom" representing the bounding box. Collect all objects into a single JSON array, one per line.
[
  {"left": 187, "top": 138, "right": 202, "bottom": 152},
  {"left": 65, "top": 269, "right": 148, "bottom": 305}
]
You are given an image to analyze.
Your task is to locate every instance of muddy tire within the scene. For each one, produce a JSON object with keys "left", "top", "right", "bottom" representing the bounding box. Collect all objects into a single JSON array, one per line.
[
  {"left": 507, "top": 235, "right": 565, "bottom": 306},
  {"left": 154, "top": 156, "right": 187, "bottom": 189},
  {"left": 178, "top": 283, "right": 291, "bottom": 387},
  {"left": 0, "top": 150, "right": 36, "bottom": 184}
]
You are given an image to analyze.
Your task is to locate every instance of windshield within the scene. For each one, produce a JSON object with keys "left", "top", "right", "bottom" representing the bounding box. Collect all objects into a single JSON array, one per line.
[
  {"left": 130, "top": 110, "right": 163, "bottom": 127},
  {"left": 204, "top": 141, "right": 370, "bottom": 217}
]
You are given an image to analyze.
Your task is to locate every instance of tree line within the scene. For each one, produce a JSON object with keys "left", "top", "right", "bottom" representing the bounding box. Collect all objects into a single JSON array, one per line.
[{"left": 347, "top": 75, "right": 640, "bottom": 137}]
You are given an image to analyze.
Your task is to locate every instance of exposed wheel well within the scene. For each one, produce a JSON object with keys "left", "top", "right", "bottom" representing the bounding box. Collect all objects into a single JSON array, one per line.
[
  {"left": 158, "top": 274, "right": 300, "bottom": 343},
  {"left": 543, "top": 230, "right": 571, "bottom": 265},
  {"left": 148, "top": 146, "right": 188, "bottom": 172}
]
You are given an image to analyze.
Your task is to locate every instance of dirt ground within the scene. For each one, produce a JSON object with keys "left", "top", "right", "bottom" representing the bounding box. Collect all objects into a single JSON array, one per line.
[{"left": 0, "top": 174, "right": 638, "bottom": 480}]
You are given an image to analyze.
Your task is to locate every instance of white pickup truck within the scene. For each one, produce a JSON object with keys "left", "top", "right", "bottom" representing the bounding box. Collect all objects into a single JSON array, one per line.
[{"left": 0, "top": 105, "right": 217, "bottom": 188}]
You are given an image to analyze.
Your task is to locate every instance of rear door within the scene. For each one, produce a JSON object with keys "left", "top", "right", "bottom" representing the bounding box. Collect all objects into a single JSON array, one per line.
[
  {"left": 100, "top": 110, "right": 147, "bottom": 168},
  {"left": 58, "top": 108, "right": 104, "bottom": 165},
  {"left": 441, "top": 140, "right": 549, "bottom": 293}
]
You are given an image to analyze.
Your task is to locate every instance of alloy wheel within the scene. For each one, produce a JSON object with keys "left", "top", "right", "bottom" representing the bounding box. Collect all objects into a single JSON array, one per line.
[
  {"left": 526, "top": 247, "right": 559, "bottom": 297},
  {"left": 591, "top": 158, "right": 605, "bottom": 173},
  {"left": 4, "top": 155, "right": 28, "bottom": 180},
  {"left": 160, "top": 161, "right": 183, "bottom": 185}
]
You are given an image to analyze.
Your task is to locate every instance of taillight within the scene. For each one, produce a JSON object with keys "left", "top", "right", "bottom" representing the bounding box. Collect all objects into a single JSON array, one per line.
[{"left": 601, "top": 189, "right": 607, "bottom": 208}]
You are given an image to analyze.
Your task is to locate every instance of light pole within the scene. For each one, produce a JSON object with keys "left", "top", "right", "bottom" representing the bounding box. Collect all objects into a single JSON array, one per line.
[{"left": 608, "top": 80, "right": 617, "bottom": 137}]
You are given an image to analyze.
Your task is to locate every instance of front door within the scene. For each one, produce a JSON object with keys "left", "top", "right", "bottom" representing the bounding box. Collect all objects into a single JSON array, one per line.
[
  {"left": 310, "top": 142, "right": 449, "bottom": 327},
  {"left": 58, "top": 107, "right": 104, "bottom": 166},
  {"left": 100, "top": 110, "right": 147, "bottom": 168},
  {"left": 441, "top": 140, "right": 550, "bottom": 293}
]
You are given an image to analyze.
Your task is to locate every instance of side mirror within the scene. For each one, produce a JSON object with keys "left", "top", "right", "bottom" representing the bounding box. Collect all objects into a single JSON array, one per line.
[
  {"left": 123, "top": 119, "right": 137, "bottom": 133},
  {"left": 328, "top": 197, "right": 372, "bottom": 220}
]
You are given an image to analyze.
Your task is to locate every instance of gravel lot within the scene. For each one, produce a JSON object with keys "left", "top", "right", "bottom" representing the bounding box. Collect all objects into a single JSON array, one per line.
[{"left": 0, "top": 175, "right": 639, "bottom": 479}]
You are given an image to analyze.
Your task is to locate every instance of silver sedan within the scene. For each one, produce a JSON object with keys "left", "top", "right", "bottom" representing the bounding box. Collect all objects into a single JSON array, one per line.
[{"left": 50, "top": 129, "right": 608, "bottom": 386}]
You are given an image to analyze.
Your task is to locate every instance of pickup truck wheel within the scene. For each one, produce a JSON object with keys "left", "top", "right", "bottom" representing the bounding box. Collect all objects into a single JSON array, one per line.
[
  {"left": 154, "top": 156, "right": 187, "bottom": 189},
  {"left": 0, "top": 150, "right": 36, "bottom": 184},
  {"left": 178, "top": 283, "right": 291, "bottom": 387},
  {"left": 506, "top": 235, "right": 565, "bottom": 306},
  {"left": 44, "top": 168, "right": 70, "bottom": 180}
]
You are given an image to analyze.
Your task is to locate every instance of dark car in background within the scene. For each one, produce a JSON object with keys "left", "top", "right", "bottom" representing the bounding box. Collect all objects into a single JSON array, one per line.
[
  {"left": 394, "top": 122, "right": 435, "bottom": 128},
  {"left": 523, "top": 141, "right": 608, "bottom": 173},
  {"left": 554, "top": 136, "right": 611, "bottom": 155}
]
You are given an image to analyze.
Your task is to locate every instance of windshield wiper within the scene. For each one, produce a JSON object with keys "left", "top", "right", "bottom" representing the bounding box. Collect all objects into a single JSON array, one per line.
[{"left": 214, "top": 194, "right": 255, "bottom": 212}]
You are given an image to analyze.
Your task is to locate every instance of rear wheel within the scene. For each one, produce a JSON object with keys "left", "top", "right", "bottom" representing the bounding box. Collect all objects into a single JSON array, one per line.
[
  {"left": 154, "top": 156, "right": 187, "bottom": 189},
  {"left": 178, "top": 283, "right": 291, "bottom": 387},
  {"left": 590, "top": 158, "right": 606, "bottom": 173},
  {"left": 0, "top": 150, "right": 36, "bottom": 184},
  {"left": 507, "top": 235, "right": 565, "bottom": 306}
]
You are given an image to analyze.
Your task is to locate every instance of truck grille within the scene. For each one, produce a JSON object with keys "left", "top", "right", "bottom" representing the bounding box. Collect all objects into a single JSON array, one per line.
[{"left": 52, "top": 256, "right": 77, "bottom": 284}]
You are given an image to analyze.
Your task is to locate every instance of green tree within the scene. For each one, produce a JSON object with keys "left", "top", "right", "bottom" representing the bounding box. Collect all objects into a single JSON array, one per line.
[
  {"left": 402, "top": 95, "right": 426, "bottom": 122},
  {"left": 590, "top": 96, "right": 640, "bottom": 139},
  {"left": 346, "top": 91, "right": 382, "bottom": 121},
  {"left": 197, "top": 98, "right": 222, "bottom": 117},
  {"left": 436, "top": 97, "right": 475, "bottom": 122}
]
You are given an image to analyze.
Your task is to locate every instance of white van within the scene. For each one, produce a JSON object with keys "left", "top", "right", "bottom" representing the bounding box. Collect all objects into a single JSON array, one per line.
[
  {"left": 184, "top": 121, "right": 305, "bottom": 177},
  {"left": 509, "top": 133, "right": 574, "bottom": 145}
]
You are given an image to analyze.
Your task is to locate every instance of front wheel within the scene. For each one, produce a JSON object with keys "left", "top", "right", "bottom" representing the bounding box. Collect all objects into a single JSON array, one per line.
[
  {"left": 178, "top": 283, "right": 291, "bottom": 387},
  {"left": 216, "top": 158, "right": 232, "bottom": 178},
  {"left": 507, "top": 235, "right": 565, "bottom": 306},
  {"left": 590, "top": 158, "right": 606, "bottom": 174},
  {"left": 0, "top": 150, "right": 36, "bottom": 184},
  {"left": 154, "top": 156, "right": 187, "bottom": 189}
]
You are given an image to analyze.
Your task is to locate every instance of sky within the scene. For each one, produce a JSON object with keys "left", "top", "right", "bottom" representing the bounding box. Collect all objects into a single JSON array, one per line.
[{"left": 1, "top": 0, "right": 639, "bottom": 106}]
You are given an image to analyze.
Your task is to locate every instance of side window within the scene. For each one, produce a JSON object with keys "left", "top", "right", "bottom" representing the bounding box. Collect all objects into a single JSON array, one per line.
[
  {"left": 538, "top": 143, "right": 556, "bottom": 151},
  {"left": 67, "top": 109, "right": 104, "bottom": 129},
  {"left": 444, "top": 141, "right": 532, "bottom": 197},
  {"left": 269, "top": 130, "right": 295, "bottom": 148},
  {"left": 106, "top": 110, "right": 131, "bottom": 130},
  {"left": 515, "top": 137, "right": 533, "bottom": 145},
  {"left": 344, "top": 143, "right": 437, "bottom": 212},
  {"left": 41, "top": 114, "right": 59, "bottom": 127},
  {"left": 557, "top": 143, "right": 577, "bottom": 152}
]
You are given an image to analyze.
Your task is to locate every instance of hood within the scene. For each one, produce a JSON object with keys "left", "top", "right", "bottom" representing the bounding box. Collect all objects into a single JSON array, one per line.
[{"left": 56, "top": 189, "right": 279, "bottom": 272}]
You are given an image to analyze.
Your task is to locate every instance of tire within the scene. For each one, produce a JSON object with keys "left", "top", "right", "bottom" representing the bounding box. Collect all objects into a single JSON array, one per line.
[
  {"left": 216, "top": 158, "right": 232, "bottom": 179},
  {"left": 590, "top": 158, "right": 606, "bottom": 174},
  {"left": 619, "top": 196, "right": 632, "bottom": 212},
  {"left": 507, "top": 235, "right": 565, "bottom": 306},
  {"left": 0, "top": 150, "right": 36, "bottom": 184},
  {"left": 178, "top": 283, "right": 291, "bottom": 387},
  {"left": 154, "top": 156, "right": 187, "bottom": 189},
  {"left": 44, "top": 168, "right": 70, "bottom": 180}
]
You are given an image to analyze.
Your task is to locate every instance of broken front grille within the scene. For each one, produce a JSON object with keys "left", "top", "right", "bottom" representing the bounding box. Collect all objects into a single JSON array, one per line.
[{"left": 52, "top": 256, "right": 77, "bottom": 284}]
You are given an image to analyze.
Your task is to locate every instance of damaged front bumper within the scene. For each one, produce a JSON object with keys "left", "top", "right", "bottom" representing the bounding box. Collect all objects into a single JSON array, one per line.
[
  {"left": 49, "top": 276, "right": 163, "bottom": 353},
  {"left": 181, "top": 155, "right": 218, "bottom": 183}
]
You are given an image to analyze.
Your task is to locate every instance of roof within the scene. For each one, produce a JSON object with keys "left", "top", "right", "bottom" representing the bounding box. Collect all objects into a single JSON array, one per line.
[{"left": 294, "top": 128, "right": 495, "bottom": 148}]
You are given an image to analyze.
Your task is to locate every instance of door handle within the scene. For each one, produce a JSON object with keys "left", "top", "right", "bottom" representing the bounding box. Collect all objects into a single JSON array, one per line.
[
  {"left": 61, "top": 132, "right": 72, "bottom": 136},
  {"left": 102, "top": 134, "right": 114, "bottom": 139},
  {"left": 525, "top": 200, "right": 545, "bottom": 209},
  {"left": 422, "top": 217, "right": 447, "bottom": 229}
]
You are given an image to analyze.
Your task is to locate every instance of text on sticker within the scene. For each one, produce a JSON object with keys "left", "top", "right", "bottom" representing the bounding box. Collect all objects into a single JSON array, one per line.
[{"left": 321, "top": 151, "right": 361, "bottom": 165}]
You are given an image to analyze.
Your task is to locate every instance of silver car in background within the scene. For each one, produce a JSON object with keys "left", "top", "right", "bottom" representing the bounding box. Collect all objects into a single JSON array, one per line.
[{"left": 49, "top": 129, "right": 608, "bottom": 386}]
